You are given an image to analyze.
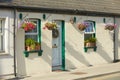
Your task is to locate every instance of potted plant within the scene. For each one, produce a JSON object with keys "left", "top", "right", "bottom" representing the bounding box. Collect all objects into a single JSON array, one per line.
[
  {"left": 77, "top": 22, "right": 88, "bottom": 31},
  {"left": 25, "top": 38, "right": 40, "bottom": 51},
  {"left": 35, "top": 41, "right": 41, "bottom": 50},
  {"left": 84, "top": 37, "right": 97, "bottom": 47},
  {"left": 21, "top": 21, "right": 36, "bottom": 31},
  {"left": 44, "top": 22, "right": 57, "bottom": 30},
  {"left": 105, "top": 23, "right": 116, "bottom": 31}
]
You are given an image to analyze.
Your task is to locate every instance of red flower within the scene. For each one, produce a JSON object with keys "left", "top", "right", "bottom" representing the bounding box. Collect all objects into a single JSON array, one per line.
[{"left": 21, "top": 22, "right": 36, "bottom": 31}]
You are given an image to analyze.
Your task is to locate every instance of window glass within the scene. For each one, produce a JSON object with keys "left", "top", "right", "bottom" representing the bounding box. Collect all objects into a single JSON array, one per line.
[
  {"left": 85, "top": 21, "right": 95, "bottom": 33},
  {"left": 25, "top": 19, "right": 38, "bottom": 41}
]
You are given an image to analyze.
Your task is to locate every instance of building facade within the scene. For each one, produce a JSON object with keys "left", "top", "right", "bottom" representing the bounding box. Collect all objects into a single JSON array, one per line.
[{"left": 0, "top": 0, "right": 120, "bottom": 77}]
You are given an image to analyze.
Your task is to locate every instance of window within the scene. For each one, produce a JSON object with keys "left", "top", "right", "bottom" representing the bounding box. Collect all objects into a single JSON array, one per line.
[
  {"left": 24, "top": 19, "right": 42, "bottom": 57},
  {"left": 25, "top": 19, "right": 41, "bottom": 50},
  {"left": 0, "top": 19, "right": 5, "bottom": 52},
  {"left": 84, "top": 20, "right": 97, "bottom": 52}
]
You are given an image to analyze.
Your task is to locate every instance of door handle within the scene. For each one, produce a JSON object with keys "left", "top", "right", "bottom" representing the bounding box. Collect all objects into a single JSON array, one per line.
[{"left": 52, "top": 44, "right": 57, "bottom": 48}]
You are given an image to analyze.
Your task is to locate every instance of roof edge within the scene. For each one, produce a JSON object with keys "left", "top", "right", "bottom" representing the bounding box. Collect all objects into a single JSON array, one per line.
[{"left": 0, "top": 5, "right": 120, "bottom": 17}]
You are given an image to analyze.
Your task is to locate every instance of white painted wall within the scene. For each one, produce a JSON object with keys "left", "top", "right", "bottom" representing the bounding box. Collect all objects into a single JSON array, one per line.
[
  {"left": 16, "top": 12, "right": 115, "bottom": 76},
  {"left": 66, "top": 16, "right": 114, "bottom": 69},
  {"left": 0, "top": 9, "right": 14, "bottom": 75},
  {"left": 0, "top": 10, "right": 116, "bottom": 76},
  {"left": 16, "top": 12, "right": 52, "bottom": 76}
]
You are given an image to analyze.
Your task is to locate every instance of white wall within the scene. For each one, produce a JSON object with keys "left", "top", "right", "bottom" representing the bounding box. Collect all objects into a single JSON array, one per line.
[
  {"left": 0, "top": 9, "right": 14, "bottom": 75},
  {"left": 16, "top": 12, "right": 52, "bottom": 76},
  {"left": 65, "top": 16, "right": 114, "bottom": 69},
  {"left": 16, "top": 12, "right": 115, "bottom": 76}
]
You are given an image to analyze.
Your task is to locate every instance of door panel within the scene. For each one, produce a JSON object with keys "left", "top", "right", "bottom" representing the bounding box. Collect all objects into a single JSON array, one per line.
[{"left": 52, "top": 21, "right": 62, "bottom": 69}]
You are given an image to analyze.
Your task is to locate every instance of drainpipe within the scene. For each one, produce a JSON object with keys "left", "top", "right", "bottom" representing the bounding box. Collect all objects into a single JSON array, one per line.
[
  {"left": 13, "top": 8, "right": 17, "bottom": 77},
  {"left": 113, "top": 17, "right": 119, "bottom": 62}
]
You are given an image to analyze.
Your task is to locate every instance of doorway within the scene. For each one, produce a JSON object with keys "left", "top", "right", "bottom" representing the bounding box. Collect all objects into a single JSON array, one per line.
[{"left": 52, "top": 20, "right": 65, "bottom": 71}]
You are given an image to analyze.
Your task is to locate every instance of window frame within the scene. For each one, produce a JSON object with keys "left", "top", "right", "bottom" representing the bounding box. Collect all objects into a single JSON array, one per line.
[
  {"left": 0, "top": 18, "right": 5, "bottom": 52},
  {"left": 84, "top": 21, "right": 96, "bottom": 34},
  {"left": 24, "top": 18, "right": 42, "bottom": 57},
  {"left": 84, "top": 20, "right": 97, "bottom": 52}
]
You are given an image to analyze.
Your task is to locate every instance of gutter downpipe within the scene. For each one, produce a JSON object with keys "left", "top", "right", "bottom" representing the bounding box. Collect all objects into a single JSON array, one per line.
[
  {"left": 13, "top": 8, "right": 17, "bottom": 77},
  {"left": 113, "top": 17, "right": 119, "bottom": 63}
]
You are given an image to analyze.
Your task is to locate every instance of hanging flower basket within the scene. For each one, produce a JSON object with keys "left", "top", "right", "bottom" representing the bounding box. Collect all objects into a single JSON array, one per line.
[
  {"left": 20, "top": 21, "right": 36, "bottom": 31},
  {"left": 105, "top": 24, "right": 116, "bottom": 31},
  {"left": 77, "top": 23, "right": 88, "bottom": 31},
  {"left": 44, "top": 22, "right": 57, "bottom": 30}
]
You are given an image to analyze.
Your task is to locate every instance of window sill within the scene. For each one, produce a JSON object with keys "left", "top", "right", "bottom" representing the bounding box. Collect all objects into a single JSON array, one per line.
[
  {"left": 84, "top": 32, "right": 95, "bottom": 34},
  {"left": 24, "top": 50, "right": 43, "bottom": 57},
  {"left": 84, "top": 46, "right": 97, "bottom": 52},
  {"left": 0, "top": 52, "right": 9, "bottom": 56}
]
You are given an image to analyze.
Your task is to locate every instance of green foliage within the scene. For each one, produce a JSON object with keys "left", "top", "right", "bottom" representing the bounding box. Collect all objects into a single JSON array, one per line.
[
  {"left": 85, "top": 37, "right": 97, "bottom": 43},
  {"left": 45, "top": 22, "right": 57, "bottom": 30},
  {"left": 35, "top": 41, "right": 40, "bottom": 46},
  {"left": 25, "top": 38, "right": 40, "bottom": 51},
  {"left": 25, "top": 38, "right": 36, "bottom": 46}
]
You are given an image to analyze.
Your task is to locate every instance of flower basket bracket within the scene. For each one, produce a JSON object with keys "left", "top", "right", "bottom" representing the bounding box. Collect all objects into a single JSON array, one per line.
[
  {"left": 24, "top": 50, "right": 43, "bottom": 57},
  {"left": 84, "top": 46, "right": 97, "bottom": 52}
]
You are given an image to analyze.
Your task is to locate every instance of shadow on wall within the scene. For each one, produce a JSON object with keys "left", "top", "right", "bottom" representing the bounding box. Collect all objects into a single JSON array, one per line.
[
  {"left": 72, "top": 24, "right": 84, "bottom": 34},
  {"left": 73, "top": 23, "right": 113, "bottom": 62},
  {"left": 108, "top": 31, "right": 114, "bottom": 40},
  {"left": 66, "top": 42, "right": 90, "bottom": 67},
  {"left": 26, "top": 42, "right": 51, "bottom": 66},
  {"left": 27, "top": 52, "right": 43, "bottom": 59},
  {"left": 97, "top": 41, "right": 112, "bottom": 62},
  {"left": 41, "top": 42, "right": 51, "bottom": 66},
  {"left": 118, "top": 40, "right": 120, "bottom": 47},
  {"left": 66, "top": 59, "right": 77, "bottom": 69}
]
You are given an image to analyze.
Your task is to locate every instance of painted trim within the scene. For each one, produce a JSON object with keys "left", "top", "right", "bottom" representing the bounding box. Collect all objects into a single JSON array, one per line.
[
  {"left": 38, "top": 19, "right": 41, "bottom": 43},
  {"left": 19, "top": 13, "right": 22, "bottom": 20},
  {"left": 93, "top": 21, "right": 96, "bottom": 38},
  {"left": 61, "top": 21, "right": 65, "bottom": 70},
  {"left": 103, "top": 18, "right": 106, "bottom": 23}
]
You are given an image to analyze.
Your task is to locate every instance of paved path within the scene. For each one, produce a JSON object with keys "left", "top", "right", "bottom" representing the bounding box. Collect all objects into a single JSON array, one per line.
[
  {"left": 2, "top": 62, "right": 120, "bottom": 80},
  {"left": 85, "top": 72, "right": 120, "bottom": 80},
  {"left": 22, "top": 62, "right": 120, "bottom": 80}
]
